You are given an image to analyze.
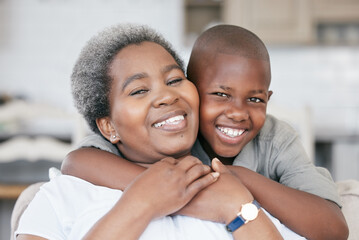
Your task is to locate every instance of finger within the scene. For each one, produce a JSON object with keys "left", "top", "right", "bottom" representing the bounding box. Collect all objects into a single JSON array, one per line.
[
  {"left": 176, "top": 156, "right": 203, "bottom": 171},
  {"left": 185, "top": 164, "right": 211, "bottom": 185},
  {"left": 186, "top": 172, "right": 220, "bottom": 198},
  {"left": 160, "top": 157, "right": 178, "bottom": 165},
  {"left": 211, "top": 158, "right": 231, "bottom": 174}
]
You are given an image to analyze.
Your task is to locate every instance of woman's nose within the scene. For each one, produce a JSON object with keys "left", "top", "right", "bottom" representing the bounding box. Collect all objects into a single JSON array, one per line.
[
  {"left": 224, "top": 102, "right": 249, "bottom": 122},
  {"left": 152, "top": 87, "right": 179, "bottom": 108}
]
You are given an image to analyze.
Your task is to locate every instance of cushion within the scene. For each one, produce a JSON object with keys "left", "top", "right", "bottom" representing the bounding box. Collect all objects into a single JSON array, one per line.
[
  {"left": 336, "top": 179, "right": 359, "bottom": 240},
  {"left": 10, "top": 182, "right": 44, "bottom": 240}
]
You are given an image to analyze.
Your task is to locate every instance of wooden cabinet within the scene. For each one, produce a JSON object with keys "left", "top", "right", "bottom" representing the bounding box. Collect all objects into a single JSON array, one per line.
[
  {"left": 223, "top": 0, "right": 314, "bottom": 44},
  {"left": 184, "top": 0, "right": 359, "bottom": 45},
  {"left": 313, "top": 0, "right": 359, "bottom": 22},
  {"left": 185, "top": 0, "right": 222, "bottom": 36}
]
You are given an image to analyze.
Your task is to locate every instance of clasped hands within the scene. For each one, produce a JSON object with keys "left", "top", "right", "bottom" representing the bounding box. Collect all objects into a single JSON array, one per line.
[{"left": 124, "top": 156, "right": 253, "bottom": 224}]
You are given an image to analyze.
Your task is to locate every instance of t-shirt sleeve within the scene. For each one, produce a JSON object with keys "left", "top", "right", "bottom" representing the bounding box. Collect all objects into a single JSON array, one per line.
[
  {"left": 15, "top": 188, "right": 66, "bottom": 240},
  {"left": 76, "top": 134, "right": 120, "bottom": 155},
  {"left": 268, "top": 119, "right": 341, "bottom": 207}
]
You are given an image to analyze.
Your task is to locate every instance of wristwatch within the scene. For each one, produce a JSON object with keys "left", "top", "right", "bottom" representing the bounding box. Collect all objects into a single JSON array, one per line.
[{"left": 226, "top": 200, "right": 261, "bottom": 232}]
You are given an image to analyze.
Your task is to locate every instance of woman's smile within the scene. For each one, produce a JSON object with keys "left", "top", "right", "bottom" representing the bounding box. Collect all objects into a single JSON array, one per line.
[{"left": 152, "top": 110, "right": 188, "bottom": 131}]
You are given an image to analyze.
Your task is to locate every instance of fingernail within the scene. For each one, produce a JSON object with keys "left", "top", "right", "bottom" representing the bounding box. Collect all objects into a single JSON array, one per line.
[
  {"left": 213, "top": 158, "right": 221, "bottom": 163},
  {"left": 211, "top": 172, "right": 220, "bottom": 178}
]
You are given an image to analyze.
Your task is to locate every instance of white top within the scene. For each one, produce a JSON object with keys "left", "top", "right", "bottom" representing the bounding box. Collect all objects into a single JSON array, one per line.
[{"left": 16, "top": 175, "right": 305, "bottom": 240}]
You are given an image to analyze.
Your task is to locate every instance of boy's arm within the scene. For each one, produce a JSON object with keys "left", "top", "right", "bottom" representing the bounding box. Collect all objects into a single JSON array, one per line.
[
  {"left": 227, "top": 165, "right": 348, "bottom": 240},
  {"left": 61, "top": 148, "right": 145, "bottom": 190},
  {"left": 176, "top": 159, "right": 283, "bottom": 240}
]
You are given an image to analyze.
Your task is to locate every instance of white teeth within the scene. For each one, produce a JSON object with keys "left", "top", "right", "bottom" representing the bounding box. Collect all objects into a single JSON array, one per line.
[
  {"left": 154, "top": 115, "right": 184, "bottom": 128},
  {"left": 218, "top": 127, "right": 245, "bottom": 138}
]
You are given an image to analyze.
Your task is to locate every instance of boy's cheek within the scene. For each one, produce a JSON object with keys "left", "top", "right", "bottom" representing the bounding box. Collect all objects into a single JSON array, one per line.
[{"left": 199, "top": 103, "right": 219, "bottom": 127}]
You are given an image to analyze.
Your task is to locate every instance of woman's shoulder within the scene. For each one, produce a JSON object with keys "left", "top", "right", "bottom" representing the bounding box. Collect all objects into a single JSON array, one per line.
[{"left": 40, "top": 175, "right": 123, "bottom": 206}]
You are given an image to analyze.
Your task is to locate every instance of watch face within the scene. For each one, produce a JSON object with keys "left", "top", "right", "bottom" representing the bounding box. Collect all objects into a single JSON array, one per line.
[{"left": 241, "top": 203, "right": 259, "bottom": 221}]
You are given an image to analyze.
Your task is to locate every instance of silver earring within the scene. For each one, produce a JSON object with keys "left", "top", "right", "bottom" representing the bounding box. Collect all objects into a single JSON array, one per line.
[{"left": 111, "top": 135, "right": 116, "bottom": 140}]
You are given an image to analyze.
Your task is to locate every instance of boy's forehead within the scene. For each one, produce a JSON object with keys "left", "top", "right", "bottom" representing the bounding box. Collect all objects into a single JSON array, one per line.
[
  {"left": 197, "top": 52, "right": 271, "bottom": 87},
  {"left": 197, "top": 35, "right": 269, "bottom": 60},
  {"left": 208, "top": 52, "right": 269, "bottom": 72}
]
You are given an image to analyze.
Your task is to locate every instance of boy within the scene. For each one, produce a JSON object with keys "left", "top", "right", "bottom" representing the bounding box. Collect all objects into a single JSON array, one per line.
[{"left": 62, "top": 25, "right": 348, "bottom": 240}]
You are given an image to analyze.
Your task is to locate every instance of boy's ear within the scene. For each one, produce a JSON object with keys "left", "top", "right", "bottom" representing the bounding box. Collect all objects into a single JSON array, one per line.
[
  {"left": 96, "top": 117, "right": 121, "bottom": 144},
  {"left": 268, "top": 90, "right": 273, "bottom": 101}
]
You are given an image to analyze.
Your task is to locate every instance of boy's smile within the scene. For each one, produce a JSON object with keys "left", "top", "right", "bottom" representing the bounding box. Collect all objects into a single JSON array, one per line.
[
  {"left": 195, "top": 53, "right": 272, "bottom": 161},
  {"left": 101, "top": 42, "right": 199, "bottom": 164}
]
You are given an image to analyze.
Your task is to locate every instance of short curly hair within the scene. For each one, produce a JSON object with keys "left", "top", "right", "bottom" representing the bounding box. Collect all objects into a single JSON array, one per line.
[{"left": 71, "top": 24, "right": 185, "bottom": 134}]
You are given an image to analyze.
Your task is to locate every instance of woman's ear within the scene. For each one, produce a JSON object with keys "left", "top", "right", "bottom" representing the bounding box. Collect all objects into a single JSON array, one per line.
[{"left": 96, "top": 117, "right": 120, "bottom": 144}]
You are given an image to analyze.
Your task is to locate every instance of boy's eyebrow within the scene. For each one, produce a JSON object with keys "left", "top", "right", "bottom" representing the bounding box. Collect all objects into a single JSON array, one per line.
[
  {"left": 219, "top": 85, "right": 231, "bottom": 91},
  {"left": 218, "top": 86, "right": 267, "bottom": 95},
  {"left": 122, "top": 72, "right": 148, "bottom": 91},
  {"left": 249, "top": 89, "right": 267, "bottom": 94}
]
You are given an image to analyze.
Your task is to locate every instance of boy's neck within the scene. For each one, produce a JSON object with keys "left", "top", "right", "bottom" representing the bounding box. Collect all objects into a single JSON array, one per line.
[{"left": 198, "top": 134, "right": 235, "bottom": 165}]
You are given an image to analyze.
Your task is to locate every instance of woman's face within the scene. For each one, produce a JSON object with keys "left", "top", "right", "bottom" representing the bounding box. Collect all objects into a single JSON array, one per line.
[{"left": 102, "top": 41, "right": 199, "bottom": 164}]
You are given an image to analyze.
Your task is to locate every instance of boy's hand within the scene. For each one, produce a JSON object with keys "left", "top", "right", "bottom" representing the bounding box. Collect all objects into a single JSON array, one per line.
[
  {"left": 120, "top": 156, "right": 220, "bottom": 220},
  {"left": 175, "top": 158, "right": 253, "bottom": 224}
]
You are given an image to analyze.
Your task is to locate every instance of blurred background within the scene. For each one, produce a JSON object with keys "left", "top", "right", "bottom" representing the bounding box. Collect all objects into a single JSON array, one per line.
[{"left": 0, "top": 0, "right": 358, "bottom": 239}]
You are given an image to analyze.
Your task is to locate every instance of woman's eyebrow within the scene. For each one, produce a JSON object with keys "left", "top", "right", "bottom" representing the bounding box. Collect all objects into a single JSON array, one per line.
[
  {"left": 161, "top": 64, "right": 182, "bottom": 74},
  {"left": 122, "top": 72, "right": 148, "bottom": 91}
]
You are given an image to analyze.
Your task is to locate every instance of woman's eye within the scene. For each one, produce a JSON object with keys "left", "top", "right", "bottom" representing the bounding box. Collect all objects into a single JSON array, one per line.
[
  {"left": 248, "top": 97, "right": 263, "bottom": 103},
  {"left": 130, "top": 89, "right": 148, "bottom": 96},
  {"left": 168, "top": 78, "right": 183, "bottom": 86}
]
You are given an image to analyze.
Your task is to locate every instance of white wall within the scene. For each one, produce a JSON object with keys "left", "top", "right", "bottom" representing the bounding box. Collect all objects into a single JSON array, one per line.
[
  {"left": 0, "top": 0, "right": 185, "bottom": 111},
  {"left": 269, "top": 46, "right": 359, "bottom": 139}
]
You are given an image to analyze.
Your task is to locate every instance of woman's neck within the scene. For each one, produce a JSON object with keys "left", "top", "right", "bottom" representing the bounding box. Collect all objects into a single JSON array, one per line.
[{"left": 133, "top": 152, "right": 192, "bottom": 168}]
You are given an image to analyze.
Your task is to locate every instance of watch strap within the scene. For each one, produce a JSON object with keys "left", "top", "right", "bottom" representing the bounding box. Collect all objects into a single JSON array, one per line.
[
  {"left": 226, "top": 200, "right": 261, "bottom": 233},
  {"left": 226, "top": 214, "right": 245, "bottom": 232}
]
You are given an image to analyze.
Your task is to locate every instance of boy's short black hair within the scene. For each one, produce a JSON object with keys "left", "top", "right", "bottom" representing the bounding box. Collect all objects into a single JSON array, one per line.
[{"left": 187, "top": 24, "right": 270, "bottom": 82}]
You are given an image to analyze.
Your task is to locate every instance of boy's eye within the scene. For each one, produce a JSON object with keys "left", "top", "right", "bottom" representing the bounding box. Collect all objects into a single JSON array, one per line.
[
  {"left": 248, "top": 97, "right": 263, "bottom": 103},
  {"left": 167, "top": 78, "right": 183, "bottom": 86},
  {"left": 212, "top": 92, "right": 229, "bottom": 98},
  {"left": 130, "top": 89, "right": 148, "bottom": 96}
]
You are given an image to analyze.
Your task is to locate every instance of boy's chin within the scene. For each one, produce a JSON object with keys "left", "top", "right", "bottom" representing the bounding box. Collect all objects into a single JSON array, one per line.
[{"left": 214, "top": 145, "right": 243, "bottom": 158}]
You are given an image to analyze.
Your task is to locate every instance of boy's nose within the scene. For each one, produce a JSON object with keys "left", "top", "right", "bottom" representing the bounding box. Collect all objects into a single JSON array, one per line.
[
  {"left": 224, "top": 103, "right": 249, "bottom": 122},
  {"left": 152, "top": 88, "right": 179, "bottom": 107}
]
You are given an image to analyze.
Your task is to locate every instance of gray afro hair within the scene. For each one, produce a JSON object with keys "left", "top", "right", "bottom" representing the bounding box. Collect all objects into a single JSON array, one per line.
[{"left": 71, "top": 23, "right": 185, "bottom": 134}]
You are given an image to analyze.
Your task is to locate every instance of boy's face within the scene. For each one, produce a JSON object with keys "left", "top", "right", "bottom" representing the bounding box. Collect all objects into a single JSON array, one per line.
[
  {"left": 195, "top": 53, "right": 272, "bottom": 158},
  {"left": 103, "top": 42, "right": 199, "bottom": 163}
]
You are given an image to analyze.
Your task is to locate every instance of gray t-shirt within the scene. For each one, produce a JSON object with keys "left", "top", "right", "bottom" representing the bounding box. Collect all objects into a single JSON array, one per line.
[{"left": 78, "top": 114, "right": 340, "bottom": 206}]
